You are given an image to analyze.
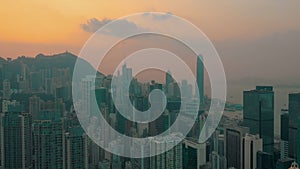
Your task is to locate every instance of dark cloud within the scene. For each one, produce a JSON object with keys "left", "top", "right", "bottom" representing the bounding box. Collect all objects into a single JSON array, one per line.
[{"left": 80, "top": 18, "right": 148, "bottom": 36}]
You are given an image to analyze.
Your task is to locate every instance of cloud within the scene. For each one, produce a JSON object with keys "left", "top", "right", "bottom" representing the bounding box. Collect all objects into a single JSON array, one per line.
[
  {"left": 101, "top": 19, "right": 148, "bottom": 37},
  {"left": 80, "top": 18, "right": 112, "bottom": 33},
  {"left": 80, "top": 12, "right": 173, "bottom": 36},
  {"left": 80, "top": 18, "right": 148, "bottom": 36},
  {"left": 142, "top": 12, "right": 173, "bottom": 21}
]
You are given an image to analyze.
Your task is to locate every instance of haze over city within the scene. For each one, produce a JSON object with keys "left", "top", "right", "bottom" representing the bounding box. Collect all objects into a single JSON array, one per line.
[
  {"left": 0, "top": 1, "right": 300, "bottom": 169},
  {"left": 1, "top": 1, "right": 300, "bottom": 85}
]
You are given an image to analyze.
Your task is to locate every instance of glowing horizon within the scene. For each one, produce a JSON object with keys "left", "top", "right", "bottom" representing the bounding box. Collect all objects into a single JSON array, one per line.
[{"left": 1, "top": 0, "right": 300, "bottom": 58}]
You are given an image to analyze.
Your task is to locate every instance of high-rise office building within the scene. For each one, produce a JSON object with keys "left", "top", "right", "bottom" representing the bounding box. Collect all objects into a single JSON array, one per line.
[
  {"left": 122, "top": 64, "right": 133, "bottom": 84},
  {"left": 81, "top": 75, "right": 96, "bottom": 118},
  {"left": 242, "top": 134, "right": 263, "bottom": 169},
  {"left": 95, "top": 87, "right": 108, "bottom": 106},
  {"left": 130, "top": 139, "right": 151, "bottom": 169},
  {"left": 182, "top": 138, "right": 206, "bottom": 169},
  {"left": 30, "top": 71, "right": 42, "bottom": 93},
  {"left": 131, "top": 156, "right": 150, "bottom": 169},
  {"left": 89, "top": 141, "right": 105, "bottom": 169},
  {"left": 256, "top": 151, "right": 274, "bottom": 169},
  {"left": 55, "top": 85, "right": 71, "bottom": 101},
  {"left": 32, "top": 111, "right": 64, "bottom": 169},
  {"left": 243, "top": 86, "right": 274, "bottom": 154},
  {"left": 91, "top": 87, "right": 109, "bottom": 118},
  {"left": 0, "top": 65, "right": 4, "bottom": 90},
  {"left": 180, "top": 80, "right": 193, "bottom": 99},
  {"left": 211, "top": 129, "right": 226, "bottom": 169},
  {"left": 288, "top": 93, "right": 300, "bottom": 158},
  {"left": 64, "top": 126, "right": 89, "bottom": 169},
  {"left": 165, "top": 70, "right": 173, "bottom": 94},
  {"left": 1, "top": 111, "right": 32, "bottom": 169},
  {"left": 280, "top": 109, "right": 289, "bottom": 159},
  {"left": 150, "top": 134, "right": 183, "bottom": 169},
  {"left": 166, "top": 82, "right": 180, "bottom": 98},
  {"left": 121, "top": 63, "right": 133, "bottom": 103},
  {"left": 276, "top": 158, "right": 295, "bottom": 169},
  {"left": 211, "top": 151, "right": 227, "bottom": 169},
  {"left": 196, "top": 55, "right": 204, "bottom": 105},
  {"left": 29, "top": 95, "right": 42, "bottom": 120},
  {"left": 224, "top": 125, "right": 249, "bottom": 169},
  {"left": 2, "top": 79, "right": 11, "bottom": 100},
  {"left": 298, "top": 118, "right": 300, "bottom": 165},
  {"left": 0, "top": 113, "right": 2, "bottom": 167},
  {"left": 39, "top": 68, "right": 52, "bottom": 93},
  {"left": 212, "top": 129, "right": 225, "bottom": 157}
]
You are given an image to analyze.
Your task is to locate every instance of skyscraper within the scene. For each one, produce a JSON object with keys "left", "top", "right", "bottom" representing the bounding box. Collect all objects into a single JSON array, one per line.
[
  {"left": 2, "top": 79, "right": 10, "bottom": 100},
  {"left": 211, "top": 151, "right": 227, "bottom": 169},
  {"left": 150, "top": 133, "right": 183, "bottom": 169},
  {"left": 81, "top": 75, "right": 95, "bottom": 117},
  {"left": 30, "top": 71, "right": 42, "bottom": 93},
  {"left": 130, "top": 139, "right": 151, "bottom": 169},
  {"left": 276, "top": 158, "right": 295, "bottom": 169},
  {"left": 256, "top": 151, "right": 274, "bottom": 169},
  {"left": 1, "top": 111, "right": 32, "bottom": 169},
  {"left": 165, "top": 70, "right": 173, "bottom": 94},
  {"left": 243, "top": 86, "right": 274, "bottom": 154},
  {"left": 182, "top": 138, "right": 206, "bottom": 169},
  {"left": 64, "top": 126, "right": 89, "bottom": 169},
  {"left": 32, "top": 111, "right": 64, "bottom": 169},
  {"left": 242, "top": 134, "right": 263, "bottom": 169},
  {"left": 280, "top": 109, "right": 289, "bottom": 159},
  {"left": 288, "top": 93, "right": 300, "bottom": 158},
  {"left": 29, "top": 95, "right": 42, "bottom": 120},
  {"left": 212, "top": 128, "right": 226, "bottom": 169},
  {"left": 196, "top": 55, "right": 204, "bottom": 105},
  {"left": 224, "top": 125, "right": 249, "bottom": 169},
  {"left": 297, "top": 117, "right": 300, "bottom": 165}
]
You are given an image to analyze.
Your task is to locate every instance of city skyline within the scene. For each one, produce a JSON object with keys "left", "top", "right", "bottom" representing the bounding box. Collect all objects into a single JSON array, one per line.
[
  {"left": 0, "top": 51, "right": 299, "bottom": 168},
  {"left": 1, "top": 1, "right": 300, "bottom": 169},
  {"left": 1, "top": 1, "right": 300, "bottom": 87}
]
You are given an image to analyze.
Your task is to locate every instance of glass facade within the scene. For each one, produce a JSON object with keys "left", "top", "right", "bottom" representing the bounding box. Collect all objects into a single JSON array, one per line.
[
  {"left": 224, "top": 125, "right": 249, "bottom": 169},
  {"left": 243, "top": 86, "right": 274, "bottom": 154},
  {"left": 256, "top": 151, "right": 274, "bottom": 169},
  {"left": 196, "top": 55, "right": 204, "bottom": 105},
  {"left": 288, "top": 93, "right": 300, "bottom": 158}
]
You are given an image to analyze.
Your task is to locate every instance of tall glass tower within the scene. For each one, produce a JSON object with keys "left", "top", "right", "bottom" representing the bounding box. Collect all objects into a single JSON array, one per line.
[
  {"left": 224, "top": 125, "right": 249, "bottom": 169},
  {"left": 288, "top": 93, "right": 300, "bottom": 158},
  {"left": 196, "top": 55, "right": 204, "bottom": 105},
  {"left": 243, "top": 86, "right": 274, "bottom": 154}
]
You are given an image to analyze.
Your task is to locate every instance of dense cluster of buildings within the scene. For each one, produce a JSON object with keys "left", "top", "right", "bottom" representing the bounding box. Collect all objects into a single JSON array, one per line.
[{"left": 0, "top": 52, "right": 299, "bottom": 169}]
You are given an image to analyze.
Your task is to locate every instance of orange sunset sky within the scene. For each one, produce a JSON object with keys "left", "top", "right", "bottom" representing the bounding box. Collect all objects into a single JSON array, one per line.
[{"left": 1, "top": 0, "right": 300, "bottom": 58}]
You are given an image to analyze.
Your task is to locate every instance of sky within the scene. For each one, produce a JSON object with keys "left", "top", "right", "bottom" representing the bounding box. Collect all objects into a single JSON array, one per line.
[
  {"left": 1, "top": 0, "right": 300, "bottom": 136},
  {"left": 1, "top": 0, "right": 300, "bottom": 85}
]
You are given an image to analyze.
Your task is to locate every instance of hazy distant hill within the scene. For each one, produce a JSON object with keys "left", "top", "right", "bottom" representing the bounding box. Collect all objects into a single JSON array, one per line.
[
  {"left": 0, "top": 52, "right": 99, "bottom": 89},
  {"left": 10, "top": 52, "right": 80, "bottom": 71}
]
